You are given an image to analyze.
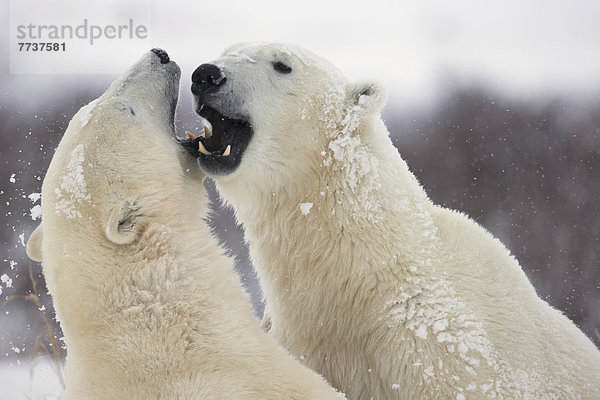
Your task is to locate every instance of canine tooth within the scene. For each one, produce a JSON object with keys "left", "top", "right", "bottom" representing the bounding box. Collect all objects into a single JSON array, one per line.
[
  {"left": 200, "top": 104, "right": 205, "bottom": 111},
  {"left": 198, "top": 141, "right": 213, "bottom": 155},
  {"left": 222, "top": 145, "right": 231, "bottom": 157},
  {"left": 203, "top": 124, "right": 212, "bottom": 138},
  {"left": 185, "top": 131, "right": 197, "bottom": 140}
]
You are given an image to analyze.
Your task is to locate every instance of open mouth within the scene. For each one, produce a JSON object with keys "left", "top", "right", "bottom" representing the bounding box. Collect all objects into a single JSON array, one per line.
[{"left": 180, "top": 105, "right": 253, "bottom": 175}]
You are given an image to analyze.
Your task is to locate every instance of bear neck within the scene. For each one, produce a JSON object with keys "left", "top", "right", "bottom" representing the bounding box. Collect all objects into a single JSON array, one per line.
[
  {"left": 219, "top": 117, "right": 440, "bottom": 332},
  {"left": 51, "top": 212, "right": 256, "bottom": 371}
]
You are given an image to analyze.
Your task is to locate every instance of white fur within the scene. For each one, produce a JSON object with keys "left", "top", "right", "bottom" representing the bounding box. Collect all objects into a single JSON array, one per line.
[
  {"left": 204, "top": 43, "right": 600, "bottom": 399},
  {"left": 26, "top": 51, "right": 344, "bottom": 400}
]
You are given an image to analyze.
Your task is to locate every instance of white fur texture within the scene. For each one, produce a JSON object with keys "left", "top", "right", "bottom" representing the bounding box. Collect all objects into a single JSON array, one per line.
[
  {"left": 205, "top": 43, "right": 600, "bottom": 399},
  {"left": 26, "top": 51, "right": 344, "bottom": 400}
]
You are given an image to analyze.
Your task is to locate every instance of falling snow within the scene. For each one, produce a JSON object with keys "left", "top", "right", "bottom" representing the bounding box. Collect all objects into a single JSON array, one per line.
[
  {"left": 28, "top": 192, "right": 41, "bottom": 203},
  {"left": 1, "top": 274, "right": 12, "bottom": 288},
  {"left": 30, "top": 204, "right": 42, "bottom": 221}
]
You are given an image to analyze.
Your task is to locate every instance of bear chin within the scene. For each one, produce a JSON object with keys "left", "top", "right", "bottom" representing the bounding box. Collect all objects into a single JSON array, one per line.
[{"left": 181, "top": 105, "right": 253, "bottom": 176}]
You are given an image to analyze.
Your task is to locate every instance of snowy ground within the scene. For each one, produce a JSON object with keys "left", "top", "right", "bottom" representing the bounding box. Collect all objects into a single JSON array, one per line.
[{"left": 0, "top": 359, "right": 63, "bottom": 400}]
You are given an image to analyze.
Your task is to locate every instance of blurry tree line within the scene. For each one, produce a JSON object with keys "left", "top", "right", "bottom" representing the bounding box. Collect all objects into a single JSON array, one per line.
[{"left": 1, "top": 82, "right": 598, "bottom": 362}]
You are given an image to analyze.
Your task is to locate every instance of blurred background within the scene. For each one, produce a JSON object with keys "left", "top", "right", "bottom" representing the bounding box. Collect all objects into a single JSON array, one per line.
[{"left": 1, "top": 0, "right": 599, "bottom": 398}]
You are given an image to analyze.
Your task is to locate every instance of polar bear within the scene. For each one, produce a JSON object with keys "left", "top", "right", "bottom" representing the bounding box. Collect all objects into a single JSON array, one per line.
[
  {"left": 25, "top": 49, "right": 344, "bottom": 400},
  {"left": 183, "top": 42, "right": 600, "bottom": 399}
]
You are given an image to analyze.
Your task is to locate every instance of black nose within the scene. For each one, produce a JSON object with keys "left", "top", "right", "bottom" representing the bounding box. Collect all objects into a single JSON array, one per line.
[
  {"left": 151, "top": 48, "right": 170, "bottom": 64},
  {"left": 191, "top": 63, "right": 226, "bottom": 94}
]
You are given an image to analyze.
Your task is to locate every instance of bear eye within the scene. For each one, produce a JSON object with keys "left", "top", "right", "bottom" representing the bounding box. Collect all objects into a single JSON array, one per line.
[{"left": 272, "top": 61, "right": 292, "bottom": 74}]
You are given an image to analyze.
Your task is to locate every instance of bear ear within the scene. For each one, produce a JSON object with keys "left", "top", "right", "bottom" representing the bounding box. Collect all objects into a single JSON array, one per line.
[
  {"left": 347, "top": 81, "right": 387, "bottom": 114},
  {"left": 105, "top": 200, "right": 145, "bottom": 245},
  {"left": 26, "top": 225, "right": 43, "bottom": 262}
]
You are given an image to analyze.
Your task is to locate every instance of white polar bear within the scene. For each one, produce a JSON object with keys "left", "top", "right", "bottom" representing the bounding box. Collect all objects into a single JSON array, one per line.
[
  {"left": 185, "top": 42, "right": 600, "bottom": 399},
  {"left": 26, "top": 49, "right": 344, "bottom": 400}
]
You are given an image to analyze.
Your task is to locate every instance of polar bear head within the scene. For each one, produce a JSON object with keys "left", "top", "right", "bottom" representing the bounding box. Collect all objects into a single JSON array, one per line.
[
  {"left": 183, "top": 42, "right": 387, "bottom": 192},
  {"left": 26, "top": 49, "right": 188, "bottom": 273}
]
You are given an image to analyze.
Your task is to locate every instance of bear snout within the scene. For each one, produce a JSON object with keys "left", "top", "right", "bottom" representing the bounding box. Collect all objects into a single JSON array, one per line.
[
  {"left": 191, "top": 63, "right": 226, "bottom": 95},
  {"left": 150, "top": 48, "right": 170, "bottom": 64}
]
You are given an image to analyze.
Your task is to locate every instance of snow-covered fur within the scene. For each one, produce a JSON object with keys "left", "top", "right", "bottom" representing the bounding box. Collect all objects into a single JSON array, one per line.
[
  {"left": 25, "top": 50, "right": 344, "bottom": 400},
  {"left": 199, "top": 43, "right": 600, "bottom": 399}
]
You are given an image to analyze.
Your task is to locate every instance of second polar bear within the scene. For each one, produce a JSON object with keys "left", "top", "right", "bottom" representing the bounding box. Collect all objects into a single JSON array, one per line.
[
  {"left": 26, "top": 49, "right": 344, "bottom": 400},
  {"left": 185, "top": 43, "right": 600, "bottom": 399}
]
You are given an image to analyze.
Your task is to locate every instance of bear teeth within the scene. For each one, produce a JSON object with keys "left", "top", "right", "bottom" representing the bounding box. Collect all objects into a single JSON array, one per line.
[
  {"left": 198, "top": 140, "right": 213, "bottom": 155},
  {"left": 197, "top": 142, "right": 230, "bottom": 157},
  {"left": 185, "top": 131, "right": 197, "bottom": 140},
  {"left": 203, "top": 124, "right": 212, "bottom": 138},
  {"left": 185, "top": 123, "right": 212, "bottom": 142},
  {"left": 222, "top": 145, "right": 231, "bottom": 157}
]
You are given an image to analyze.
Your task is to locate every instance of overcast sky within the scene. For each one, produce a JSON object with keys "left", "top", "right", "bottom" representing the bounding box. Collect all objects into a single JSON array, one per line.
[{"left": 2, "top": 0, "right": 600, "bottom": 107}]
